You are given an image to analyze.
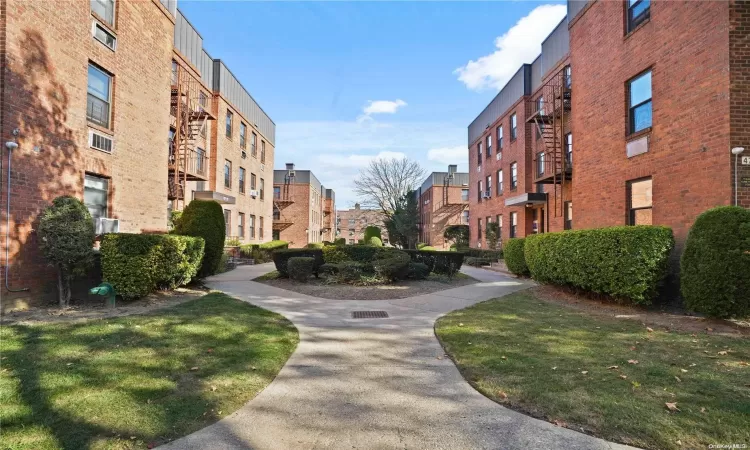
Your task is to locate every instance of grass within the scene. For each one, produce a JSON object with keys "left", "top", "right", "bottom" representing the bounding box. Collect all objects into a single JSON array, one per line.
[
  {"left": 435, "top": 290, "right": 750, "bottom": 450},
  {"left": 0, "top": 292, "right": 298, "bottom": 450}
]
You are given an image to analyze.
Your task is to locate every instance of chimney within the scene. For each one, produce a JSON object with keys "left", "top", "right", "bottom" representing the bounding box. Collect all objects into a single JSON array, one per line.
[
  {"left": 448, "top": 164, "right": 457, "bottom": 174},
  {"left": 286, "top": 163, "right": 295, "bottom": 171},
  {"left": 354, "top": 203, "right": 360, "bottom": 210}
]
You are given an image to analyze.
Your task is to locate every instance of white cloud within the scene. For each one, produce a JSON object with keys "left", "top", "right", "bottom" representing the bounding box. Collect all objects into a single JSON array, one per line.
[
  {"left": 454, "top": 4, "right": 566, "bottom": 91},
  {"left": 427, "top": 145, "right": 467, "bottom": 167},
  {"left": 318, "top": 151, "right": 407, "bottom": 169},
  {"left": 363, "top": 99, "right": 407, "bottom": 115}
]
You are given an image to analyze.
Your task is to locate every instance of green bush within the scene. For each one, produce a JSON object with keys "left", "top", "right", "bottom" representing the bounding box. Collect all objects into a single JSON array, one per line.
[
  {"left": 364, "top": 225, "right": 382, "bottom": 243},
  {"left": 37, "top": 196, "right": 96, "bottom": 307},
  {"left": 322, "top": 245, "right": 349, "bottom": 264},
  {"left": 306, "top": 242, "right": 324, "bottom": 249},
  {"left": 463, "top": 248, "right": 502, "bottom": 262},
  {"left": 372, "top": 249, "right": 411, "bottom": 281},
  {"left": 334, "top": 237, "right": 346, "bottom": 246},
  {"left": 504, "top": 238, "right": 528, "bottom": 276},
  {"left": 357, "top": 239, "right": 364, "bottom": 244},
  {"left": 240, "top": 240, "right": 289, "bottom": 263},
  {"left": 444, "top": 224, "right": 469, "bottom": 248},
  {"left": 340, "top": 245, "right": 381, "bottom": 264},
  {"left": 272, "top": 249, "right": 324, "bottom": 277},
  {"left": 402, "top": 250, "right": 464, "bottom": 277},
  {"left": 330, "top": 261, "right": 366, "bottom": 283},
  {"left": 288, "top": 257, "right": 315, "bottom": 282},
  {"left": 524, "top": 226, "right": 674, "bottom": 304},
  {"left": 407, "top": 262, "right": 430, "bottom": 280},
  {"left": 174, "top": 200, "right": 225, "bottom": 277},
  {"left": 420, "top": 246, "right": 437, "bottom": 251},
  {"left": 681, "top": 206, "right": 750, "bottom": 318},
  {"left": 465, "top": 257, "right": 491, "bottom": 267},
  {"left": 416, "top": 242, "right": 428, "bottom": 250},
  {"left": 225, "top": 237, "right": 242, "bottom": 247},
  {"left": 101, "top": 233, "right": 205, "bottom": 299},
  {"left": 368, "top": 236, "right": 383, "bottom": 246}
]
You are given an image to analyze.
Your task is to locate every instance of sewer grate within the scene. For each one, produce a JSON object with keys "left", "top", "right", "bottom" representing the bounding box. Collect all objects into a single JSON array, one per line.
[{"left": 351, "top": 310, "right": 389, "bottom": 319}]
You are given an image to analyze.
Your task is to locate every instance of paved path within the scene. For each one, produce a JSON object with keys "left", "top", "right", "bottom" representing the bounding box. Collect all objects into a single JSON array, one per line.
[{"left": 161, "top": 264, "right": 635, "bottom": 450}]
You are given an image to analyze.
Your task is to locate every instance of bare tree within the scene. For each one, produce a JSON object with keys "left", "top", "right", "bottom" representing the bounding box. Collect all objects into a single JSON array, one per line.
[{"left": 354, "top": 157, "right": 425, "bottom": 218}]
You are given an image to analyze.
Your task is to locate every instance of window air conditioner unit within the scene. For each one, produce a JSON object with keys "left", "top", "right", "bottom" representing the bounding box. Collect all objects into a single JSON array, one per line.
[
  {"left": 241, "top": 151, "right": 247, "bottom": 159},
  {"left": 249, "top": 189, "right": 259, "bottom": 198},
  {"left": 482, "top": 191, "right": 491, "bottom": 199},
  {"left": 288, "top": 170, "right": 296, "bottom": 177},
  {"left": 95, "top": 217, "right": 119, "bottom": 234},
  {"left": 88, "top": 129, "right": 113, "bottom": 153},
  {"left": 260, "top": 163, "right": 265, "bottom": 171}
]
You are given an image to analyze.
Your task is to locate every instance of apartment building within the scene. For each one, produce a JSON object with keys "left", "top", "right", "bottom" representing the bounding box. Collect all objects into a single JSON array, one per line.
[
  {"left": 0, "top": 1, "right": 275, "bottom": 310},
  {"left": 272, "top": 164, "right": 335, "bottom": 247},
  {"left": 415, "top": 165, "right": 470, "bottom": 249},
  {"left": 171, "top": 11, "right": 275, "bottom": 245},
  {"left": 468, "top": 0, "right": 750, "bottom": 252},
  {"left": 336, "top": 204, "right": 389, "bottom": 245}
]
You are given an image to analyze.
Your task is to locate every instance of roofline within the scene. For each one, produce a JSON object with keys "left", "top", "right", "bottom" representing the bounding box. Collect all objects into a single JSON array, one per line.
[{"left": 213, "top": 58, "right": 277, "bottom": 126}]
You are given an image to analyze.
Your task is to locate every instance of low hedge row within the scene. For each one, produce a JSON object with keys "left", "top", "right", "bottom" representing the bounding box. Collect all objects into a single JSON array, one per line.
[
  {"left": 288, "top": 257, "right": 315, "bottom": 282},
  {"left": 461, "top": 248, "right": 503, "bottom": 262},
  {"left": 503, "top": 238, "right": 528, "bottom": 276},
  {"left": 240, "top": 240, "right": 289, "bottom": 263},
  {"left": 273, "top": 248, "right": 324, "bottom": 276},
  {"left": 101, "top": 233, "right": 205, "bottom": 299},
  {"left": 524, "top": 226, "right": 674, "bottom": 304},
  {"left": 402, "top": 249, "right": 464, "bottom": 277}
]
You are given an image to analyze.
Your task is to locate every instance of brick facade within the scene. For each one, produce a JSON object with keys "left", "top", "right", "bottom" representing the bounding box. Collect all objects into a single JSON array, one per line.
[
  {"left": 272, "top": 167, "right": 335, "bottom": 248},
  {"left": 416, "top": 171, "right": 469, "bottom": 249},
  {"left": 336, "top": 205, "right": 389, "bottom": 245}
]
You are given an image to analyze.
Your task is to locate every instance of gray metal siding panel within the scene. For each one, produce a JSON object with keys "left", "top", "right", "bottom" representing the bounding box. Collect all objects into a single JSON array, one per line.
[
  {"left": 567, "top": 0, "right": 588, "bottom": 22},
  {"left": 468, "top": 65, "right": 530, "bottom": 146},
  {"left": 200, "top": 50, "right": 213, "bottom": 87},
  {"left": 531, "top": 56, "right": 542, "bottom": 93},
  {"left": 160, "top": 0, "right": 177, "bottom": 17},
  {"left": 174, "top": 11, "right": 205, "bottom": 76},
  {"left": 541, "top": 17, "right": 570, "bottom": 77}
]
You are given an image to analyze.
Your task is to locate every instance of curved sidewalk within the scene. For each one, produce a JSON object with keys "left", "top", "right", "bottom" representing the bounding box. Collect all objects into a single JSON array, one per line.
[{"left": 161, "top": 264, "right": 636, "bottom": 450}]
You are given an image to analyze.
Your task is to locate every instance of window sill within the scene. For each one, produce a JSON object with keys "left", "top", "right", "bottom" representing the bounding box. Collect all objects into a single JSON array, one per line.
[
  {"left": 624, "top": 17, "right": 650, "bottom": 41},
  {"left": 626, "top": 127, "right": 652, "bottom": 142},
  {"left": 87, "top": 122, "right": 113, "bottom": 136},
  {"left": 91, "top": 13, "right": 116, "bottom": 33}
]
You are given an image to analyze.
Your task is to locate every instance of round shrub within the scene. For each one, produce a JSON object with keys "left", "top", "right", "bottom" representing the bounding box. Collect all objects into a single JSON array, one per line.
[
  {"left": 504, "top": 238, "right": 528, "bottom": 276},
  {"left": 174, "top": 200, "right": 226, "bottom": 278},
  {"left": 364, "top": 225, "right": 382, "bottom": 243},
  {"left": 273, "top": 249, "right": 323, "bottom": 277},
  {"left": 416, "top": 242, "right": 428, "bottom": 250},
  {"left": 368, "top": 236, "right": 383, "bottom": 247},
  {"left": 372, "top": 249, "right": 411, "bottom": 281},
  {"left": 407, "top": 262, "right": 430, "bottom": 280},
  {"left": 420, "top": 246, "right": 437, "bottom": 251},
  {"left": 306, "top": 242, "right": 324, "bottom": 249},
  {"left": 287, "top": 257, "right": 315, "bottom": 282},
  {"left": 334, "top": 237, "right": 346, "bottom": 246},
  {"left": 681, "top": 206, "right": 750, "bottom": 318},
  {"left": 322, "top": 245, "right": 349, "bottom": 264}
]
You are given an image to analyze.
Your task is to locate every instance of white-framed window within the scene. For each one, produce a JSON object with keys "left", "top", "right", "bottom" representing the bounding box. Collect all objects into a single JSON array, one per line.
[
  {"left": 461, "top": 189, "right": 469, "bottom": 202},
  {"left": 91, "top": 0, "right": 115, "bottom": 27},
  {"left": 497, "top": 170, "right": 503, "bottom": 194},
  {"left": 84, "top": 174, "right": 109, "bottom": 220},
  {"left": 225, "top": 110, "right": 233, "bottom": 138},
  {"left": 628, "top": 70, "right": 652, "bottom": 134},
  {"left": 251, "top": 132, "right": 257, "bottom": 156},
  {"left": 510, "top": 162, "right": 518, "bottom": 190},
  {"left": 510, "top": 212, "right": 518, "bottom": 238},
  {"left": 497, "top": 125, "right": 503, "bottom": 150},
  {"left": 510, "top": 113, "right": 517, "bottom": 140},
  {"left": 87, "top": 64, "right": 112, "bottom": 128},
  {"left": 240, "top": 122, "right": 247, "bottom": 149},
  {"left": 92, "top": 22, "right": 116, "bottom": 50},
  {"left": 486, "top": 134, "right": 492, "bottom": 157},
  {"left": 238, "top": 212, "right": 245, "bottom": 239}
]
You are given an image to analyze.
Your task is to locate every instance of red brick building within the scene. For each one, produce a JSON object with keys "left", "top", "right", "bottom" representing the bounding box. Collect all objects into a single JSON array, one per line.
[
  {"left": 468, "top": 1, "right": 750, "bottom": 252},
  {"left": 336, "top": 204, "right": 389, "bottom": 245},
  {"left": 416, "top": 165, "right": 470, "bottom": 249},
  {"left": 272, "top": 164, "right": 336, "bottom": 247},
  {"left": 0, "top": 1, "right": 275, "bottom": 310}
]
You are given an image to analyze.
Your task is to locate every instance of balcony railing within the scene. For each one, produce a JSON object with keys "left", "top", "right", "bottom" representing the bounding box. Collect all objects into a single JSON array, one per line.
[
  {"left": 169, "top": 145, "right": 209, "bottom": 180},
  {"left": 533, "top": 151, "right": 572, "bottom": 183}
]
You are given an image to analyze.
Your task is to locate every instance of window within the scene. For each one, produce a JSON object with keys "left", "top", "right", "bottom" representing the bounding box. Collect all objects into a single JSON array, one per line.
[
  {"left": 250, "top": 173, "right": 257, "bottom": 191},
  {"left": 273, "top": 186, "right": 281, "bottom": 199},
  {"left": 224, "top": 209, "right": 231, "bottom": 236},
  {"left": 627, "top": 0, "right": 650, "bottom": 32},
  {"left": 537, "top": 152, "right": 545, "bottom": 176},
  {"left": 497, "top": 126, "right": 503, "bottom": 151},
  {"left": 497, "top": 170, "right": 503, "bottom": 195},
  {"left": 240, "top": 122, "right": 247, "bottom": 149},
  {"left": 224, "top": 160, "right": 231, "bottom": 188},
  {"left": 93, "top": 23, "right": 116, "bottom": 50},
  {"left": 91, "top": 0, "right": 115, "bottom": 26},
  {"left": 87, "top": 64, "right": 112, "bottom": 128},
  {"left": 565, "top": 133, "right": 573, "bottom": 166},
  {"left": 497, "top": 215, "right": 503, "bottom": 240},
  {"left": 510, "top": 212, "right": 517, "bottom": 238},
  {"left": 564, "top": 65, "right": 572, "bottom": 89},
  {"left": 261, "top": 140, "right": 266, "bottom": 163},
  {"left": 477, "top": 142, "right": 483, "bottom": 165},
  {"left": 84, "top": 174, "right": 108, "bottom": 220},
  {"left": 348, "top": 239, "right": 355, "bottom": 245},
  {"left": 239, "top": 167, "right": 246, "bottom": 194},
  {"left": 486, "top": 175, "right": 492, "bottom": 197},
  {"left": 510, "top": 113, "right": 517, "bottom": 140},
  {"left": 628, "top": 178, "right": 652, "bottom": 225},
  {"left": 628, "top": 70, "right": 652, "bottom": 134},
  {"left": 477, "top": 181, "right": 483, "bottom": 202},
  {"left": 486, "top": 135, "right": 492, "bottom": 157},
  {"left": 510, "top": 162, "right": 518, "bottom": 190},
  {"left": 196, "top": 147, "right": 205, "bottom": 174},
  {"left": 259, "top": 217, "right": 264, "bottom": 240},
  {"left": 461, "top": 189, "right": 469, "bottom": 202},
  {"left": 537, "top": 96, "right": 544, "bottom": 114},
  {"left": 225, "top": 110, "right": 233, "bottom": 138},
  {"left": 238, "top": 213, "right": 245, "bottom": 239},
  {"left": 478, "top": 218, "right": 483, "bottom": 239},
  {"left": 260, "top": 178, "right": 265, "bottom": 200},
  {"left": 462, "top": 210, "right": 469, "bottom": 224},
  {"left": 249, "top": 215, "right": 256, "bottom": 239},
  {"left": 251, "top": 133, "right": 257, "bottom": 156},
  {"left": 273, "top": 207, "right": 280, "bottom": 220},
  {"left": 564, "top": 201, "right": 573, "bottom": 230},
  {"left": 199, "top": 91, "right": 207, "bottom": 109}
]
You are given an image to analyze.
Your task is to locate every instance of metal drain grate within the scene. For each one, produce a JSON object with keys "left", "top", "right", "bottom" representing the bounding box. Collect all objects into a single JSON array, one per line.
[{"left": 351, "top": 310, "right": 389, "bottom": 319}]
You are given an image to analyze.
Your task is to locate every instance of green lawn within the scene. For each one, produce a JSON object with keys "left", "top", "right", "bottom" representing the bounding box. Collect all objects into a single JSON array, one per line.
[
  {"left": 435, "top": 290, "right": 750, "bottom": 450},
  {"left": 0, "top": 292, "right": 298, "bottom": 450}
]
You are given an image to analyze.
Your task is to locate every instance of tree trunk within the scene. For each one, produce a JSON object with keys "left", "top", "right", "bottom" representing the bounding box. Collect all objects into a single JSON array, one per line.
[{"left": 56, "top": 265, "right": 70, "bottom": 308}]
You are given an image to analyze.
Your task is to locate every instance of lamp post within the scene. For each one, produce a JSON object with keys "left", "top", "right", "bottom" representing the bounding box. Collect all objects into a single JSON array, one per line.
[{"left": 731, "top": 147, "right": 745, "bottom": 206}]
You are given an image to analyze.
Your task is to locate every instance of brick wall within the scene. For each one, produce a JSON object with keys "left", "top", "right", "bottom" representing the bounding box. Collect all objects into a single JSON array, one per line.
[
  {"left": 730, "top": 0, "right": 750, "bottom": 208},
  {"left": 274, "top": 182, "right": 311, "bottom": 248},
  {"left": 570, "top": 1, "right": 732, "bottom": 250},
  {"left": 336, "top": 208, "right": 388, "bottom": 244},
  {"left": 1, "top": 0, "right": 174, "bottom": 310},
  {"left": 419, "top": 185, "right": 468, "bottom": 249}
]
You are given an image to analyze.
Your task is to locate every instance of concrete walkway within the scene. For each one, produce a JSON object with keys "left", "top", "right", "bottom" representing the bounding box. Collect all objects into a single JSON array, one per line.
[{"left": 161, "top": 264, "right": 635, "bottom": 450}]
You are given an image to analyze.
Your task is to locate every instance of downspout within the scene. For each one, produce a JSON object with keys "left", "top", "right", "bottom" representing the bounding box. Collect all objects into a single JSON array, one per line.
[{"left": 5, "top": 131, "right": 29, "bottom": 292}]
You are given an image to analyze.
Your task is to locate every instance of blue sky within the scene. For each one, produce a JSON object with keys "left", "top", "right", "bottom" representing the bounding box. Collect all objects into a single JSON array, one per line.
[{"left": 179, "top": 1, "right": 566, "bottom": 208}]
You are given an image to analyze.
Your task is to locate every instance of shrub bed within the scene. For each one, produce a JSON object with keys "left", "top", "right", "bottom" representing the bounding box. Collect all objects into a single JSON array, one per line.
[
  {"left": 288, "top": 257, "right": 315, "bottom": 282},
  {"left": 240, "top": 240, "right": 288, "bottom": 263},
  {"left": 462, "top": 248, "right": 502, "bottom": 262},
  {"left": 272, "top": 249, "right": 324, "bottom": 277},
  {"left": 503, "top": 238, "right": 528, "bottom": 276},
  {"left": 407, "top": 262, "right": 430, "bottom": 280},
  {"left": 101, "top": 233, "right": 205, "bottom": 299},
  {"left": 174, "top": 200, "right": 225, "bottom": 277},
  {"left": 402, "top": 249, "right": 464, "bottom": 277},
  {"left": 372, "top": 249, "right": 411, "bottom": 281},
  {"left": 465, "top": 257, "right": 491, "bottom": 267},
  {"left": 524, "top": 226, "right": 674, "bottom": 304},
  {"left": 681, "top": 206, "right": 750, "bottom": 318}
]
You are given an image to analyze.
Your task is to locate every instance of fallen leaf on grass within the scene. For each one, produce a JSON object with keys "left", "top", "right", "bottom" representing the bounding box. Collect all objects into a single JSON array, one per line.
[
  {"left": 210, "top": 385, "right": 217, "bottom": 392},
  {"left": 700, "top": 407, "right": 707, "bottom": 413},
  {"left": 647, "top": 327, "right": 654, "bottom": 332},
  {"left": 718, "top": 350, "right": 728, "bottom": 355},
  {"left": 552, "top": 367, "right": 557, "bottom": 370},
  {"left": 497, "top": 391, "right": 508, "bottom": 399},
  {"left": 674, "top": 376, "right": 682, "bottom": 382},
  {"left": 553, "top": 419, "right": 567, "bottom": 427},
  {"left": 739, "top": 361, "right": 749, "bottom": 366},
  {"left": 581, "top": 371, "right": 589, "bottom": 375},
  {"left": 190, "top": 366, "right": 199, "bottom": 371},
  {"left": 619, "top": 375, "right": 628, "bottom": 379},
  {"left": 458, "top": 323, "right": 464, "bottom": 327},
  {"left": 706, "top": 327, "right": 714, "bottom": 332},
  {"left": 665, "top": 402, "right": 680, "bottom": 412},
  {"left": 680, "top": 369, "right": 688, "bottom": 373},
  {"left": 501, "top": 355, "right": 506, "bottom": 360},
  {"left": 607, "top": 365, "right": 619, "bottom": 370},
  {"left": 207, "top": 348, "right": 214, "bottom": 353},
  {"left": 628, "top": 359, "right": 639, "bottom": 365}
]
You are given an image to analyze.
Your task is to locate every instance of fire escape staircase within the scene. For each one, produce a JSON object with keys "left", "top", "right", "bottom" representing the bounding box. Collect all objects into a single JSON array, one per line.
[{"left": 272, "top": 178, "right": 295, "bottom": 231}]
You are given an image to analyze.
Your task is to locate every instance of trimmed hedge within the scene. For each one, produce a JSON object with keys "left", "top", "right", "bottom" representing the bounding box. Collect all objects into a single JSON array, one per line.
[
  {"left": 288, "top": 257, "right": 315, "bottom": 282},
  {"left": 273, "top": 248, "right": 324, "bottom": 277},
  {"left": 465, "top": 257, "right": 491, "bottom": 267},
  {"left": 408, "top": 262, "right": 430, "bottom": 280},
  {"left": 504, "top": 238, "right": 528, "bottom": 276},
  {"left": 334, "top": 237, "right": 346, "bottom": 246},
  {"left": 364, "top": 226, "right": 382, "bottom": 243},
  {"left": 368, "top": 236, "right": 383, "bottom": 246},
  {"left": 174, "top": 200, "right": 225, "bottom": 277},
  {"left": 306, "top": 242, "right": 324, "bottom": 249},
  {"left": 101, "top": 233, "right": 205, "bottom": 299},
  {"left": 524, "top": 226, "right": 674, "bottom": 304},
  {"left": 681, "top": 206, "right": 750, "bottom": 318},
  {"left": 240, "top": 240, "right": 288, "bottom": 263},
  {"left": 372, "top": 249, "right": 411, "bottom": 281},
  {"left": 462, "top": 248, "right": 502, "bottom": 262},
  {"left": 402, "top": 249, "right": 464, "bottom": 277}
]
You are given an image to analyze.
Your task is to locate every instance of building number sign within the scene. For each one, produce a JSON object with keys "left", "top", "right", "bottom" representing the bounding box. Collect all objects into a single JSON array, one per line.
[{"left": 742, "top": 156, "right": 750, "bottom": 165}]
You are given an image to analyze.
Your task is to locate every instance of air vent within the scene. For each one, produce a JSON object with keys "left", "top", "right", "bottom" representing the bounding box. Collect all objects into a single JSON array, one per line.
[
  {"left": 88, "top": 130, "right": 113, "bottom": 153},
  {"left": 92, "top": 21, "right": 116, "bottom": 51},
  {"left": 351, "top": 311, "right": 389, "bottom": 319}
]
